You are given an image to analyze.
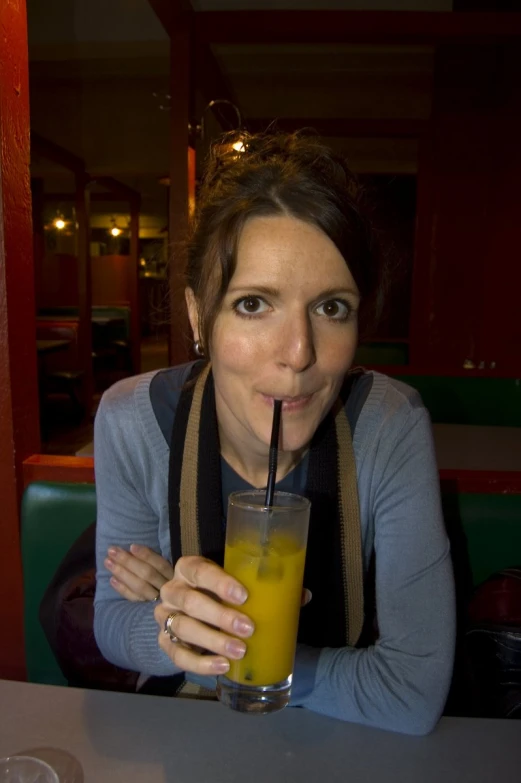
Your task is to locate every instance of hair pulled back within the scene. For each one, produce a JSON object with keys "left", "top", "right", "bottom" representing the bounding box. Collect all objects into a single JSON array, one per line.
[{"left": 186, "top": 130, "right": 383, "bottom": 351}]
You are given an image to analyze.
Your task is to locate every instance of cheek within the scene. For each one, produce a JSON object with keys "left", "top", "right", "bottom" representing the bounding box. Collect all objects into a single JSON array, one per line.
[
  {"left": 316, "top": 326, "right": 358, "bottom": 374},
  {"left": 211, "top": 319, "right": 273, "bottom": 369}
]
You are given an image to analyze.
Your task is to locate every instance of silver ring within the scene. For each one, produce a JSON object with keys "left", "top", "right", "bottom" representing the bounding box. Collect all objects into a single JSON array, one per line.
[{"left": 163, "top": 611, "right": 182, "bottom": 643}]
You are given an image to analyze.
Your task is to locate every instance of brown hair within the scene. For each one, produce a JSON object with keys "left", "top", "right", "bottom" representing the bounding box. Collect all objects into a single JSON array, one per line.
[{"left": 186, "top": 130, "right": 384, "bottom": 352}]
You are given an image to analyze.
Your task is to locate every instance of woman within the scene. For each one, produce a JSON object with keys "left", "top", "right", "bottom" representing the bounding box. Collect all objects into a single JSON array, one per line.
[{"left": 94, "top": 131, "right": 455, "bottom": 734}]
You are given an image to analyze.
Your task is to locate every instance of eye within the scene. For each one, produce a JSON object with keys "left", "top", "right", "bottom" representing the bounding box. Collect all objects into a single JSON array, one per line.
[
  {"left": 314, "top": 299, "right": 350, "bottom": 321},
  {"left": 233, "top": 296, "right": 270, "bottom": 316}
]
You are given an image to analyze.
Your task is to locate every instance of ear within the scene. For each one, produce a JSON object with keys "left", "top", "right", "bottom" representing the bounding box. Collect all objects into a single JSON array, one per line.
[{"left": 185, "top": 287, "right": 200, "bottom": 342}]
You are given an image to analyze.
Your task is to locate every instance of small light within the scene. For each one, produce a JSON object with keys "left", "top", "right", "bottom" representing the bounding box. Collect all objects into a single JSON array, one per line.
[
  {"left": 110, "top": 226, "right": 122, "bottom": 237},
  {"left": 232, "top": 140, "right": 245, "bottom": 153},
  {"left": 54, "top": 218, "right": 66, "bottom": 230}
]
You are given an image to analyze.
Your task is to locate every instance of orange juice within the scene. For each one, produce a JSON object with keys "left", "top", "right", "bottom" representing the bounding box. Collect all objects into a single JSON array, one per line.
[{"left": 225, "top": 535, "right": 306, "bottom": 686}]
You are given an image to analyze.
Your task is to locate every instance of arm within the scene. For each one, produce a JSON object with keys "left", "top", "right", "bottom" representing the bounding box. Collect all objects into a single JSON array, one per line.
[
  {"left": 293, "top": 406, "right": 456, "bottom": 735},
  {"left": 93, "top": 382, "right": 180, "bottom": 675}
]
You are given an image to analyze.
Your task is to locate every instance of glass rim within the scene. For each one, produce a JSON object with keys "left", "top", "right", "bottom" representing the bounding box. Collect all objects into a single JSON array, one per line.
[{"left": 228, "top": 489, "right": 310, "bottom": 513}]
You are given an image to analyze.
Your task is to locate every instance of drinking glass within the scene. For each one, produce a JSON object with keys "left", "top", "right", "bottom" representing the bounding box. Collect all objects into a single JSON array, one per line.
[
  {"left": 216, "top": 490, "right": 310, "bottom": 714},
  {"left": 0, "top": 756, "right": 59, "bottom": 783}
]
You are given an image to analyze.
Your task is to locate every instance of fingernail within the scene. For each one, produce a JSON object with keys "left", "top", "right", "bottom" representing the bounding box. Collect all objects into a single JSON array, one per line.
[
  {"left": 105, "top": 558, "right": 114, "bottom": 570},
  {"left": 212, "top": 659, "right": 230, "bottom": 674},
  {"left": 110, "top": 577, "right": 119, "bottom": 588},
  {"left": 229, "top": 585, "right": 247, "bottom": 604},
  {"left": 130, "top": 544, "right": 141, "bottom": 554},
  {"left": 304, "top": 589, "right": 312, "bottom": 605},
  {"left": 226, "top": 640, "right": 246, "bottom": 659},
  {"left": 232, "top": 618, "right": 254, "bottom": 637},
  {"left": 108, "top": 547, "right": 118, "bottom": 558}
]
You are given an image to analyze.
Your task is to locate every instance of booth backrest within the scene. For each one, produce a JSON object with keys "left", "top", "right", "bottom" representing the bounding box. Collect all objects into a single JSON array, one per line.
[
  {"left": 35, "top": 321, "right": 81, "bottom": 371},
  {"left": 355, "top": 341, "right": 409, "bottom": 366},
  {"left": 392, "top": 375, "right": 521, "bottom": 427},
  {"left": 443, "top": 491, "right": 521, "bottom": 586},
  {"left": 21, "top": 481, "right": 96, "bottom": 685}
]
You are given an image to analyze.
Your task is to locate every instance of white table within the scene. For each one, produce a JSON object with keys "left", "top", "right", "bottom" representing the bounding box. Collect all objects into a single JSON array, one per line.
[{"left": 1, "top": 680, "right": 520, "bottom": 783}]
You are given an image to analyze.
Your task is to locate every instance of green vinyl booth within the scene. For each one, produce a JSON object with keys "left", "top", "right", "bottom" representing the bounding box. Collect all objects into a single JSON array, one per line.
[
  {"left": 21, "top": 480, "right": 521, "bottom": 687},
  {"left": 21, "top": 481, "right": 97, "bottom": 686}
]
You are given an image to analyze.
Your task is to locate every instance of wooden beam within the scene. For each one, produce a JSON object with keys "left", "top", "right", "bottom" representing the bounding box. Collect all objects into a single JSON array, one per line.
[
  {"left": 129, "top": 198, "right": 141, "bottom": 374},
  {"left": 147, "top": 0, "right": 192, "bottom": 37},
  {"left": 31, "top": 132, "right": 85, "bottom": 178},
  {"left": 247, "top": 117, "right": 428, "bottom": 138},
  {"left": 0, "top": 0, "right": 40, "bottom": 681},
  {"left": 76, "top": 176, "right": 93, "bottom": 416},
  {"left": 168, "top": 11, "right": 192, "bottom": 366},
  {"left": 147, "top": 0, "right": 242, "bottom": 131},
  {"left": 23, "top": 455, "right": 94, "bottom": 486},
  {"left": 44, "top": 192, "right": 138, "bottom": 204},
  {"left": 439, "top": 470, "right": 521, "bottom": 496},
  {"left": 89, "top": 176, "right": 141, "bottom": 207},
  {"left": 194, "top": 38, "right": 241, "bottom": 120},
  {"left": 195, "top": 11, "right": 521, "bottom": 45}
]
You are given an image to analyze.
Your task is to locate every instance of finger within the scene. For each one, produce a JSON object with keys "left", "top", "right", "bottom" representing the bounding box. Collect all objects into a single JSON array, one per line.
[
  {"left": 105, "top": 557, "right": 160, "bottom": 601},
  {"left": 154, "top": 605, "right": 247, "bottom": 661},
  {"left": 301, "top": 588, "right": 312, "bottom": 607},
  {"left": 110, "top": 576, "right": 149, "bottom": 603},
  {"left": 129, "top": 544, "right": 175, "bottom": 581},
  {"left": 175, "top": 555, "right": 248, "bottom": 605},
  {"left": 107, "top": 547, "right": 168, "bottom": 591},
  {"left": 159, "top": 581, "right": 254, "bottom": 639},
  {"left": 157, "top": 626, "right": 231, "bottom": 677}
]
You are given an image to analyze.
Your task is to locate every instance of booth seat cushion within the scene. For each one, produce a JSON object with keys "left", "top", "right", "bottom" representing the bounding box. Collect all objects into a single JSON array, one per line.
[
  {"left": 443, "top": 492, "right": 521, "bottom": 586},
  {"left": 21, "top": 481, "right": 96, "bottom": 685}
]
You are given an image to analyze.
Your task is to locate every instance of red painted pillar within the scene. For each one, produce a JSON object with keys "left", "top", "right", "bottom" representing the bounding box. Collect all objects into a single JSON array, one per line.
[{"left": 0, "top": 0, "right": 40, "bottom": 679}]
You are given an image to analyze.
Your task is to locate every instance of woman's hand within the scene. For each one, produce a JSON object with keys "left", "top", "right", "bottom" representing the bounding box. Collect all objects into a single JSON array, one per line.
[
  {"left": 105, "top": 545, "right": 174, "bottom": 601},
  {"left": 154, "top": 555, "right": 254, "bottom": 677}
]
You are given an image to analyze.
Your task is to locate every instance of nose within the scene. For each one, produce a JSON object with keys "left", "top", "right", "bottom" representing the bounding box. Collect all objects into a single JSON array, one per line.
[{"left": 277, "top": 312, "right": 316, "bottom": 373}]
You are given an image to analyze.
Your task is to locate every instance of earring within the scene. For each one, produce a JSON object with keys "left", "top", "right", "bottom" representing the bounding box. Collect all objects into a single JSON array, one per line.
[{"left": 193, "top": 340, "right": 205, "bottom": 357}]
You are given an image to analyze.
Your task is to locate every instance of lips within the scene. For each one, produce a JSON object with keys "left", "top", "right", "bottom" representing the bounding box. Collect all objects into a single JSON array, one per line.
[{"left": 260, "top": 392, "right": 315, "bottom": 412}]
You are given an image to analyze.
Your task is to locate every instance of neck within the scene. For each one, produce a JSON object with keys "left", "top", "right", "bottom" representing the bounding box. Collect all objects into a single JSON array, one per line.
[{"left": 218, "top": 427, "right": 306, "bottom": 489}]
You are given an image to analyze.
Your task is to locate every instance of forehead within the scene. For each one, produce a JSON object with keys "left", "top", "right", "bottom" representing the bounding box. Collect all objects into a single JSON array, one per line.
[{"left": 232, "top": 214, "right": 357, "bottom": 290}]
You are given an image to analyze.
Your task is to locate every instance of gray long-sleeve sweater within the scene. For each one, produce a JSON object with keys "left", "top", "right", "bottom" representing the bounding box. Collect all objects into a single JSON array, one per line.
[{"left": 93, "top": 364, "right": 455, "bottom": 735}]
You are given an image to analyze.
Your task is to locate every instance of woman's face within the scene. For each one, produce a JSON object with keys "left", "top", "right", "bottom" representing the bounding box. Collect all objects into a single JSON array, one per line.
[{"left": 187, "top": 214, "right": 360, "bottom": 460}]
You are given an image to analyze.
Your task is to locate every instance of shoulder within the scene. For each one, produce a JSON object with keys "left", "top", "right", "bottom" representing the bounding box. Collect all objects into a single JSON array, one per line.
[
  {"left": 95, "top": 363, "right": 196, "bottom": 459},
  {"left": 355, "top": 370, "right": 425, "bottom": 423},
  {"left": 351, "top": 371, "right": 430, "bottom": 457},
  {"left": 98, "top": 363, "right": 194, "bottom": 422}
]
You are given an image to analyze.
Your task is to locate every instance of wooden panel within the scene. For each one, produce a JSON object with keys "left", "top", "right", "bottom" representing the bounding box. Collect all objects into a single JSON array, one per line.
[
  {"left": 40, "top": 254, "right": 79, "bottom": 307},
  {"left": 23, "top": 455, "right": 94, "bottom": 486},
  {"left": 478, "top": 46, "right": 521, "bottom": 374},
  {"left": 195, "top": 11, "right": 521, "bottom": 46},
  {"left": 247, "top": 118, "right": 428, "bottom": 138},
  {"left": 129, "top": 203, "right": 141, "bottom": 374},
  {"left": 0, "top": 0, "right": 40, "bottom": 681},
  {"left": 91, "top": 255, "right": 133, "bottom": 305},
  {"left": 168, "top": 12, "right": 192, "bottom": 366},
  {"left": 439, "top": 470, "right": 521, "bottom": 495}
]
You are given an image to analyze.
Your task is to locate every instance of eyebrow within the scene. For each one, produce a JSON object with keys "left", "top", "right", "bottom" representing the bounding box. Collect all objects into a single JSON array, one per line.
[{"left": 227, "top": 284, "right": 360, "bottom": 300}]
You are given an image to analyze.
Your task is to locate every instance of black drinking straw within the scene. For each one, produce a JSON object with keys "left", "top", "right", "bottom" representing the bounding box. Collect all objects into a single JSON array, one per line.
[{"left": 264, "top": 400, "right": 282, "bottom": 508}]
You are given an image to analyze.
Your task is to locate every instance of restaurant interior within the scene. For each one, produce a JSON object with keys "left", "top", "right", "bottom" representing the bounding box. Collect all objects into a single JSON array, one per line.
[{"left": 1, "top": 0, "right": 521, "bottom": 775}]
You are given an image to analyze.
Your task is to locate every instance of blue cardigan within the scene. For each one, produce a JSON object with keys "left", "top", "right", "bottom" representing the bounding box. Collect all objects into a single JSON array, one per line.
[{"left": 93, "top": 364, "right": 455, "bottom": 735}]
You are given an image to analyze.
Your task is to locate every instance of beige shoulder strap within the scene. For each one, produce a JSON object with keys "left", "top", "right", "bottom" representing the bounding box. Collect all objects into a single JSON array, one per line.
[
  {"left": 334, "top": 401, "right": 364, "bottom": 646},
  {"left": 179, "top": 363, "right": 211, "bottom": 557}
]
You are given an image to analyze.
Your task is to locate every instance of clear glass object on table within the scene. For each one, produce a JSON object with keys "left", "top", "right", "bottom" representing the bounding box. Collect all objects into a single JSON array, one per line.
[
  {"left": 0, "top": 756, "right": 59, "bottom": 783},
  {"left": 216, "top": 490, "right": 310, "bottom": 715}
]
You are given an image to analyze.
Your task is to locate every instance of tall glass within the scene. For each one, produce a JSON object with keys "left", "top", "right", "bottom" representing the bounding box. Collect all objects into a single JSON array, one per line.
[{"left": 216, "top": 490, "right": 310, "bottom": 714}]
